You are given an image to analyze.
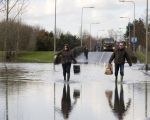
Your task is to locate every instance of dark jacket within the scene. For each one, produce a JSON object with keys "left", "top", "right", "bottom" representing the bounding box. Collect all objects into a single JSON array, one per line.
[
  {"left": 58, "top": 50, "right": 76, "bottom": 64},
  {"left": 109, "top": 48, "right": 132, "bottom": 65}
]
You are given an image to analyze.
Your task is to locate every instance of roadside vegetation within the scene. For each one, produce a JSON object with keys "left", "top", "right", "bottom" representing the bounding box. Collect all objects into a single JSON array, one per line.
[
  {"left": 136, "top": 51, "right": 150, "bottom": 63},
  {"left": 17, "top": 51, "right": 54, "bottom": 63}
]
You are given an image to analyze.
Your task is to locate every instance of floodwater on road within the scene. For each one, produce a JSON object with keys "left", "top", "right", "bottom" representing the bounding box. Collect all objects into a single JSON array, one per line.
[{"left": 0, "top": 62, "right": 150, "bottom": 120}]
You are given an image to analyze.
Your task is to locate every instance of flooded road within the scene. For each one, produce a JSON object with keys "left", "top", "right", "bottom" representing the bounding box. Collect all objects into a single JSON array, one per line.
[{"left": 0, "top": 52, "right": 150, "bottom": 120}]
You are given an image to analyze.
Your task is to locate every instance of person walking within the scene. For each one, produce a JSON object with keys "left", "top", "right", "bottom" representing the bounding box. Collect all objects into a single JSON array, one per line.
[
  {"left": 108, "top": 42, "right": 132, "bottom": 82},
  {"left": 84, "top": 46, "right": 89, "bottom": 59},
  {"left": 57, "top": 44, "right": 77, "bottom": 81}
]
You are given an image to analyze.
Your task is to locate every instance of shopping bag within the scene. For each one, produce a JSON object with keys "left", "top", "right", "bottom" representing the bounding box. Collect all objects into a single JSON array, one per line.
[
  {"left": 105, "top": 64, "right": 113, "bottom": 75},
  {"left": 54, "top": 55, "right": 61, "bottom": 65}
]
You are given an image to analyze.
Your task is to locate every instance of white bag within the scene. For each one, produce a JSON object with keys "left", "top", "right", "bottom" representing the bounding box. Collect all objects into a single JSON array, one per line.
[{"left": 105, "top": 64, "right": 113, "bottom": 75}]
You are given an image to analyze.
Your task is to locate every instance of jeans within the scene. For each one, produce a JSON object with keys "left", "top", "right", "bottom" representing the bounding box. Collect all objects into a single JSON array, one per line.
[{"left": 115, "top": 64, "right": 124, "bottom": 77}]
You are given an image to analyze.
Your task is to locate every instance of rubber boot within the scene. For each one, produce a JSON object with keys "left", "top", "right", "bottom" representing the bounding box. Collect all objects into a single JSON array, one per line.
[{"left": 67, "top": 73, "right": 70, "bottom": 82}]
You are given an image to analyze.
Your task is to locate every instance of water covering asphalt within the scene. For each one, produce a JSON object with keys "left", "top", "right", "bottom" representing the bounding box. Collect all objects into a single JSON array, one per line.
[{"left": 0, "top": 52, "right": 150, "bottom": 120}]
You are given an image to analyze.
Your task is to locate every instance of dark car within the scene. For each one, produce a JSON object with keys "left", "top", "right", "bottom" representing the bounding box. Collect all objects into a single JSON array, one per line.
[{"left": 101, "top": 38, "right": 115, "bottom": 51}]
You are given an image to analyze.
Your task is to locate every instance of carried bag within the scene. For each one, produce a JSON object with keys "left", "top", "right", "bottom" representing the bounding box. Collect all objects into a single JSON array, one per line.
[
  {"left": 105, "top": 63, "right": 113, "bottom": 75},
  {"left": 73, "top": 64, "right": 80, "bottom": 74},
  {"left": 54, "top": 55, "right": 61, "bottom": 65}
]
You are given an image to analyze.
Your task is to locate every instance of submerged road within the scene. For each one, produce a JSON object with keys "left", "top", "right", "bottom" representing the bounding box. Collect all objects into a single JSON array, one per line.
[
  {"left": 76, "top": 52, "right": 112, "bottom": 64},
  {"left": 0, "top": 52, "right": 150, "bottom": 120}
]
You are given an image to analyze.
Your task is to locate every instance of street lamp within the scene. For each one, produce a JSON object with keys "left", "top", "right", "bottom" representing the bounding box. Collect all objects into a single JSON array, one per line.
[
  {"left": 80, "top": 7, "right": 94, "bottom": 47},
  {"left": 120, "top": 16, "right": 131, "bottom": 48},
  {"left": 53, "top": 0, "right": 57, "bottom": 71},
  {"left": 119, "top": 0, "right": 136, "bottom": 53},
  {"left": 145, "top": 0, "right": 149, "bottom": 70},
  {"left": 89, "top": 23, "right": 100, "bottom": 51},
  {"left": 54, "top": 0, "right": 57, "bottom": 54}
]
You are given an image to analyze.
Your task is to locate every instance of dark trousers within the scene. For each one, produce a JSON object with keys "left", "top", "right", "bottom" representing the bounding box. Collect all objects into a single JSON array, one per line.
[
  {"left": 84, "top": 52, "right": 88, "bottom": 59},
  {"left": 62, "top": 63, "right": 71, "bottom": 81},
  {"left": 115, "top": 64, "right": 124, "bottom": 77}
]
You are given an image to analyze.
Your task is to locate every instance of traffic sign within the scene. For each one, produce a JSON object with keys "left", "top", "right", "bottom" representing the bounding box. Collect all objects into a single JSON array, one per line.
[{"left": 131, "top": 37, "right": 138, "bottom": 44}]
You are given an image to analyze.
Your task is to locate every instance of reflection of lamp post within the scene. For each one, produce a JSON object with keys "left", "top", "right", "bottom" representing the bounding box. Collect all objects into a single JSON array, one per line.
[
  {"left": 120, "top": 17, "right": 131, "bottom": 48},
  {"left": 145, "top": 82, "right": 148, "bottom": 118},
  {"left": 89, "top": 23, "right": 100, "bottom": 51},
  {"left": 80, "top": 7, "right": 94, "bottom": 47},
  {"left": 145, "top": 0, "right": 148, "bottom": 70}
]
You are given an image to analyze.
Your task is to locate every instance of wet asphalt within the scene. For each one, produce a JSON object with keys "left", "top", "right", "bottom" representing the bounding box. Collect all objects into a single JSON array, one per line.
[{"left": 0, "top": 52, "right": 150, "bottom": 120}]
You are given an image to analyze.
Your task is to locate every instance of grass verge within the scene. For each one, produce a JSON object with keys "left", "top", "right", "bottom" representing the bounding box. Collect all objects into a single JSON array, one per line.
[{"left": 17, "top": 51, "right": 54, "bottom": 63}]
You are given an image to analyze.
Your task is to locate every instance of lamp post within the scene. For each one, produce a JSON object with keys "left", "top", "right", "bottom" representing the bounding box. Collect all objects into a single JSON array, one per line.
[
  {"left": 53, "top": 0, "right": 57, "bottom": 71},
  {"left": 89, "top": 23, "right": 100, "bottom": 51},
  {"left": 145, "top": 0, "right": 148, "bottom": 70},
  {"left": 120, "top": 16, "right": 131, "bottom": 48},
  {"left": 54, "top": 0, "right": 57, "bottom": 54},
  {"left": 119, "top": 0, "right": 136, "bottom": 53},
  {"left": 80, "top": 7, "right": 94, "bottom": 47}
]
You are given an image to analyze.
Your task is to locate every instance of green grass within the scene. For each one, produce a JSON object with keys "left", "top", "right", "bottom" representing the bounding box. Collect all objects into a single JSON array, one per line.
[
  {"left": 136, "top": 51, "right": 150, "bottom": 63},
  {"left": 17, "top": 51, "right": 54, "bottom": 63}
]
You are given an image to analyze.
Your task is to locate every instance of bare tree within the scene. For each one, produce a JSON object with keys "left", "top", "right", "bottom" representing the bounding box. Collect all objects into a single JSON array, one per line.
[
  {"left": 0, "top": 0, "right": 28, "bottom": 62},
  {"left": 0, "top": 0, "right": 28, "bottom": 20}
]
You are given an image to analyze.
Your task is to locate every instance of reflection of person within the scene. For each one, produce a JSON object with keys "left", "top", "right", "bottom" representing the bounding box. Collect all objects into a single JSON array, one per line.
[
  {"left": 109, "top": 42, "right": 132, "bottom": 82},
  {"left": 61, "top": 84, "right": 71, "bottom": 119},
  {"left": 84, "top": 46, "right": 88, "bottom": 59},
  {"left": 57, "top": 44, "right": 77, "bottom": 81},
  {"left": 105, "top": 83, "right": 131, "bottom": 120},
  {"left": 61, "top": 84, "right": 80, "bottom": 119}
]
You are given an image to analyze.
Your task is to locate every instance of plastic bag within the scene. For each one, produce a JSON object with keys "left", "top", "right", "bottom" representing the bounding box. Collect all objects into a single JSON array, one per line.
[{"left": 105, "top": 64, "right": 113, "bottom": 75}]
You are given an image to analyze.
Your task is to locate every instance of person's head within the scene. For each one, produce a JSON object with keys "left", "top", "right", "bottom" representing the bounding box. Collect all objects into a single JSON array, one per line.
[
  {"left": 118, "top": 42, "right": 125, "bottom": 50},
  {"left": 64, "top": 44, "right": 70, "bottom": 51}
]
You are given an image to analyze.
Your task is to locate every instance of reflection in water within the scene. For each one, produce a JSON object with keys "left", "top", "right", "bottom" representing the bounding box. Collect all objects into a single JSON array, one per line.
[
  {"left": 105, "top": 83, "right": 131, "bottom": 120},
  {"left": 61, "top": 84, "right": 80, "bottom": 119}
]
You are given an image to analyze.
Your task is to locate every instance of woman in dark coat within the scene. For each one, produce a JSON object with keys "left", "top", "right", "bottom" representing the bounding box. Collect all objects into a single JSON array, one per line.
[{"left": 57, "top": 44, "right": 77, "bottom": 81}]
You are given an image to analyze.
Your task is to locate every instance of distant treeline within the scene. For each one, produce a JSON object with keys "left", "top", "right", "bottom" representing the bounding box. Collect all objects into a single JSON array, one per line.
[{"left": 0, "top": 20, "right": 81, "bottom": 52}]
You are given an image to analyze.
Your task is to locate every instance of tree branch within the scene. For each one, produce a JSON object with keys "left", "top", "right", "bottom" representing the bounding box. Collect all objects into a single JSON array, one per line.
[
  {"left": 8, "top": 0, "right": 19, "bottom": 14},
  {"left": 13, "top": 0, "right": 27, "bottom": 20}
]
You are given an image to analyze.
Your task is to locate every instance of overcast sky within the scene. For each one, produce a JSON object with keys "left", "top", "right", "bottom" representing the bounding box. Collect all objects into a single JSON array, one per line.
[{"left": 22, "top": 0, "right": 148, "bottom": 37}]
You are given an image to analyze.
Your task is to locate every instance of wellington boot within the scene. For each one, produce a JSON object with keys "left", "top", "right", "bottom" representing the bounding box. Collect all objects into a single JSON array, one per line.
[{"left": 67, "top": 74, "right": 70, "bottom": 81}]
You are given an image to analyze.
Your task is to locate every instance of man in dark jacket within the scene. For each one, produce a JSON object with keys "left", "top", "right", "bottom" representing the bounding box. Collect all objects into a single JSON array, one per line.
[
  {"left": 57, "top": 44, "right": 77, "bottom": 81},
  {"left": 109, "top": 42, "right": 132, "bottom": 82}
]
